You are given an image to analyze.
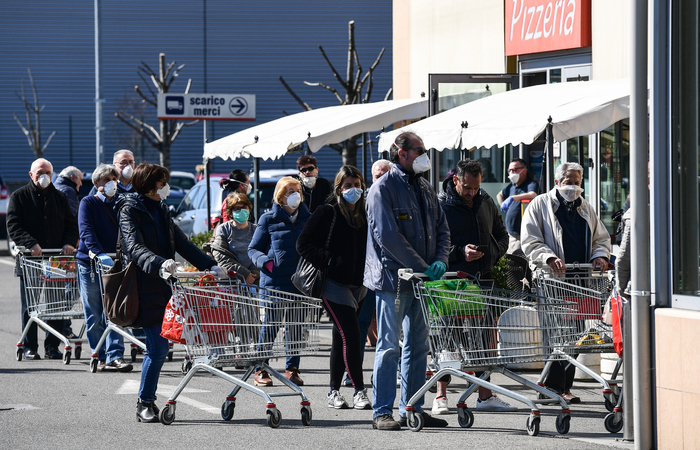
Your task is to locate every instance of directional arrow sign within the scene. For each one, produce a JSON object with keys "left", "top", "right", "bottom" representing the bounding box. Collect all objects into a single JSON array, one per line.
[{"left": 158, "top": 93, "right": 256, "bottom": 121}]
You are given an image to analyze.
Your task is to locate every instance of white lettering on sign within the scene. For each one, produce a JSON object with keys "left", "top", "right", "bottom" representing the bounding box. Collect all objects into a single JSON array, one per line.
[
  {"left": 157, "top": 93, "right": 255, "bottom": 121},
  {"left": 506, "top": 0, "right": 589, "bottom": 56}
]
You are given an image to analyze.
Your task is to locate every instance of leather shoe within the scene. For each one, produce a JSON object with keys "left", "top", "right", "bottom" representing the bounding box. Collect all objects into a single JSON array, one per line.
[
  {"left": 104, "top": 358, "right": 133, "bottom": 372},
  {"left": 562, "top": 391, "right": 581, "bottom": 404},
  {"left": 398, "top": 412, "right": 448, "bottom": 428},
  {"left": 136, "top": 399, "right": 160, "bottom": 423},
  {"left": 254, "top": 369, "right": 273, "bottom": 387},
  {"left": 285, "top": 367, "right": 304, "bottom": 386},
  {"left": 23, "top": 349, "right": 41, "bottom": 360},
  {"left": 44, "top": 348, "right": 63, "bottom": 360}
]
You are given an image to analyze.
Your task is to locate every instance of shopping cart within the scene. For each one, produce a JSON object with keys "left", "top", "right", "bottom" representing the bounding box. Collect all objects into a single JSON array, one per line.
[
  {"left": 533, "top": 263, "right": 620, "bottom": 428},
  {"left": 15, "top": 250, "right": 84, "bottom": 364},
  {"left": 158, "top": 271, "right": 323, "bottom": 428},
  {"left": 399, "top": 269, "right": 574, "bottom": 436}
]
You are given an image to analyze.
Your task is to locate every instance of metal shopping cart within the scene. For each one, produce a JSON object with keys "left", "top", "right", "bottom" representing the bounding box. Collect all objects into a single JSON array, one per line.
[
  {"left": 533, "top": 263, "right": 621, "bottom": 431},
  {"left": 399, "top": 269, "right": 574, "bottom": 436},
  {"left": 158, "top": 271, "right": 323, "bottom": 428},
  {"left": 15, "top": 250, "right": 84, "bottom": 364}
]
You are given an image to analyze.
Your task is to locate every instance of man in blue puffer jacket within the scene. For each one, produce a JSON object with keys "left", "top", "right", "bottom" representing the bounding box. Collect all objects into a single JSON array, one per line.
[
  {"left": 248, "top": 176, "right": 311, "bottom": 387},
  {"left": 364, "top": 132, "right": 451, "bottom": 431}
]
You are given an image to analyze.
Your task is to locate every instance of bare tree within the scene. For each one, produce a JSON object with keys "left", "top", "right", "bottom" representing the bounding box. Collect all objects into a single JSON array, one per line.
[
  {"left": 13, "top": 68, "right": 57, "bottom": 158},
  {"left": 280, "top": 20, "right": 392, "bottom": 167},
  {"left": 115, "top": 53, "right": 199, "bottom": 169}
]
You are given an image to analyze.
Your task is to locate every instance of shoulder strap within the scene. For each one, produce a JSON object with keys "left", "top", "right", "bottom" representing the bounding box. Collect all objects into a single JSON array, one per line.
[
  {"left": 97, "top": 199, "right": 119, "bottom": 229},
  {"left": 324, "top": 207, "right": 337, "bottom": 251}
]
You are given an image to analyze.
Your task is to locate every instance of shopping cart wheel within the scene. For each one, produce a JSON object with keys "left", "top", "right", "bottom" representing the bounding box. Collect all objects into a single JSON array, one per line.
[
  {"left": 182, "top": 361, "right": 192, "bottom": 374},
  {"left": 63, "top": 351, "right": 71, "bottom": 365},
  {"left": 167, "top": 351, "right": 173, "bottom": 362},
  {"left": 604, "top": 394, "right": 617, "bottom": 412},
  {"left": 300, "top": 406, "right": 312, "bottom": 426},
  {"left": 457, "top": 407, "right": 474, "bottom": 428},
  {"left": 74, "top": 345, "right": 81, "bottom": 360},
  {"left": 160, "top": 405, "right": 175, "bottom": 425},
  {"left": 221, "top": 401, "right": 235, "bottom": 421},
  {"left": 16, "top": 348, "right": 23, "bottom": 362},
  {"left": 526, "top": 415, "right": 540, "bottom": 436},
  {"left": 604, "top": 412, "right": 623, "bottom": 433},
  {"left": 90, "top": 358, "right": 99, "bottom": 373},
  {"left": 266, "top": 408, "right": 282, "bottom": 428},
  {"left": 555, "top": 413, "right": 571, "bottom": 434},
  {"left": 131, "top": 348, "right": 137, "bottom": 363},
  {"left": 407, "top": 411, "right": 424, "bottom": 432}
]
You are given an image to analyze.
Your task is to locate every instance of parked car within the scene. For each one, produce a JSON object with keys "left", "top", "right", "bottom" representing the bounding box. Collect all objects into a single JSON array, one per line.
[
  {"left": 173, "top": 175, "right": 279, "bottom": 238},
  {"left": 0, "top": 173, "right": 8, "bottom": 239},
  {"left": 170, "top": 171, "right": 197, "bottom": 193}
]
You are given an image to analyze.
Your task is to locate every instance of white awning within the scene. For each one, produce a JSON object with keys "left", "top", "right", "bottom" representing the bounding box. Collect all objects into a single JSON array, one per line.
[
  {"left": 203, "top": 98, "right": 428, "bottom": 161},
  {"left": 378, "top": 78, "right": 631, "bottom": 152}
]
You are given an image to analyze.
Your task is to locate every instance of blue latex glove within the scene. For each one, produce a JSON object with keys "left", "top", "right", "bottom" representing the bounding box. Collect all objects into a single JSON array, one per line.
[
  {"left": 425, "top": 261, "right": 447, "bottom": 281},
  {"left": 97, "top": 253, "right": 114, "bottom": 268},
  {"left": 500, "top": 196, "right": 514, "bottom": 213}
]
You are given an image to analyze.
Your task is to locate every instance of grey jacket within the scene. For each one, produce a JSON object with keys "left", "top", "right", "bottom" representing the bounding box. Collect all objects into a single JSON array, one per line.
[{"left": 363, "top": 165, "right": 451, "bottom": 292}]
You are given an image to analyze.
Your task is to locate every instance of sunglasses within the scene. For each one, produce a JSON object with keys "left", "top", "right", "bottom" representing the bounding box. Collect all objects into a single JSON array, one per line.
[{"left": 299, "top": 166, "right": 316, "bottom": 173}]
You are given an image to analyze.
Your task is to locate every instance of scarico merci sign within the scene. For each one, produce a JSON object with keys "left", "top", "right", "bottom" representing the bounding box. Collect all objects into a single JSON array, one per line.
[
  {"left": 157, "top": 93, "right": 256, "bottom": 120},
  {"left": 505, "top": 0, "right": 591, "bottom": 56}
]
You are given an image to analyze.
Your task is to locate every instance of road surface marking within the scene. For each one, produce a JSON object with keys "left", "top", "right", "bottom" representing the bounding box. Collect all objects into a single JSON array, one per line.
[{"left": 115, "top": 379, "right": 219, "bottom": 414}]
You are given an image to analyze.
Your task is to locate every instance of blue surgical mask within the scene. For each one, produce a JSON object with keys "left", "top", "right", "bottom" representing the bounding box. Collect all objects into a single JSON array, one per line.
[
  {"left": 342, "top": 187, "right": 363, "bottom": 205},
  {"left": 232, "top": 209, "right": 250, "bottom": 224}
]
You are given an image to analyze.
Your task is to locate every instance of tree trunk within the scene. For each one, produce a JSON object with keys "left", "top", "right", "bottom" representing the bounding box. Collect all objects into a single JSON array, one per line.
[{"left": 341, "top": 138, "right": 359, "bottom": 167}]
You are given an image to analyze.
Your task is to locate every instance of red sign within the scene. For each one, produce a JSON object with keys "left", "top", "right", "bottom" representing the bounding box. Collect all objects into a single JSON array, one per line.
[{"left": 505, "top": 0, "right": 591, "bottom": 56}]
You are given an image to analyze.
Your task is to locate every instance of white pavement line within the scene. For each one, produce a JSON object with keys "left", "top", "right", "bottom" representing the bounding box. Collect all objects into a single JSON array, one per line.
[
  {"left": 115, "top": 380, "right": 219, "bottom": 415},
  {"left": 0, "top": 258, "right": 16, "bottom": 267},
  {"left": 0, "top": 404, "right": 40, "bottom": 411}
]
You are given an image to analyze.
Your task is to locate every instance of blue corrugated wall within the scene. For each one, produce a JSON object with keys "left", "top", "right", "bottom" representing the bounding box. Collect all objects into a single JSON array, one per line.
[{"left": 0, "top": 1, "right": 392, "bottom": 183}]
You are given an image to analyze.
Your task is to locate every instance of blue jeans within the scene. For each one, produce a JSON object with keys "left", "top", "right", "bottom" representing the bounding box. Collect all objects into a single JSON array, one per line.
[
  {"left": 357, "top": 290, "right": 376, "bottom": 362},
  {"left": 139, "top": 323, "right": 170, "bottom": 403},
  {"left": 258, "top": 300, "right": 301, "bottom": 370},
  {"left": 373, "top": 289, "right": 429, "bottom": 418},
  {"left": 78, "top": 262, "right": 124, "bottom": 363}
]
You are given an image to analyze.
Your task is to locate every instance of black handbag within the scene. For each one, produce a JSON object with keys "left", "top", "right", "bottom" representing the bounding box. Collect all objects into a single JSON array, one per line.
[
  {"left": 292, "top": 208, "right": 336, "bottom": 298},
  {"left": 102, "top": 228, "right": 140, "bottom": 326}
]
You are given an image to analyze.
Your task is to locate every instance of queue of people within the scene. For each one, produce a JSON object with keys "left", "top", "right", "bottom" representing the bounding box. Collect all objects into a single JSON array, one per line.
[{"left": 7, "top": 139, "right": 612, "bottom": 428}]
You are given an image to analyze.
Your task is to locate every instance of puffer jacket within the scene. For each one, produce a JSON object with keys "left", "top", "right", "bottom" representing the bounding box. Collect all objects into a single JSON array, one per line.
[
  {"left": 54, "top": 175, "right": 80, "bottom": 219},
  {"left": 363, "top": 164, "right": 451, "bottom": 292},
  {"left": 521, "top": 187, "right": 611, "bottom": 268},
  {"left": 247, "top": 202, "right": 311, "bottom": 292},
  {"left": 296, "top": 201, "right": 367, "bottom": 287},
  {"left": 115, "top": 193, "right": 215, "bottom": 327},
  {"left": 210, "top": 224, "right": 259, "bottom": 279},
  {"left": 438, "top": 179, "right": 508, "bottom": 276}
]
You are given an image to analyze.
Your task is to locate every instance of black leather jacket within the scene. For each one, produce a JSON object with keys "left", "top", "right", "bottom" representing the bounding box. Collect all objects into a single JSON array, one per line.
[{"left": 115, "top": 193, "right": 215, "bottom": 327}]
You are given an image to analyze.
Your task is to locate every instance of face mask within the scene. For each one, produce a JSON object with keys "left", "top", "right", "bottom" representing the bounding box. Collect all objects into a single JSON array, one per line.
[
  {"left": 244, "top": 183, "right": 252, "bottom": 195},
  {"left": 342, "top": 187, "right": 363, "bottom": 205},
  {"left": 302, "top": 176, "right": 317, "bottom": 189},
  {"left": 557, "top": 185, "right": 584, "bottom": 203},
  {"left": 508, "top": 172, "right": 520, "bottom": 184},
  {"left": 37, "top": 174, "right": 50, "bottom": 189},
  {"left": 411, "top": 153, "right": 431, "bottom": 174},
  {"left": 156, "top": 183, "right": 170, "bottom": 201},
  {"left": 285, "top": 192, "right": 301, "bottom": 210},
  {"left": 232, "top": 209, "right": 250, "bottom": 224},
  {"left": 121, "top": 164, "right": 134, "bottom": 179},
  {"left": 104, "top": 180, "right": 118, "bottom": 197}
]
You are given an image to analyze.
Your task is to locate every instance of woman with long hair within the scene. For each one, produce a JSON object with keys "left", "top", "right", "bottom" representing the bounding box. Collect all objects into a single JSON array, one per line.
[{"left": 296, "top": 165, "right": 371, "bottom": 410}]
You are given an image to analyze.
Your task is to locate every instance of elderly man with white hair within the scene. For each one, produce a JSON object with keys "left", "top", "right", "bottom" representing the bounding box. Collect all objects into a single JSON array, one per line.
[
  {"left": 520, "top": 161, "right": 611, "bottom": 404},
  {"left": 55, "top": 166, "right": 83, "bottom": 218}
]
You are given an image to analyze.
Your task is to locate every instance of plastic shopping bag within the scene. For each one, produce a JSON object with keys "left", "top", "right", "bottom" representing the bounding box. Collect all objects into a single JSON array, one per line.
[{"left": 161, "top": 294, "right": 188, "bottom": 344}]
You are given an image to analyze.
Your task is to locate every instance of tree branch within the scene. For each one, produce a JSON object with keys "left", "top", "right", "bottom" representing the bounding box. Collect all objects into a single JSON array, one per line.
[
  {"left": 115, "top": 112, "right": 160, "bottom": 148},
  {"left": 383, "top": 87, "right": 393, "bottom": 101},
  {"left": 303, "top": 81, "right": 343, "bottom": 104},
  {"left": 279, "top": 76, "right": 313, "bottom": 111},
  {"left": 317, "top": 45, "right": 348, "bottom": 91},
  {"left": 40, "top": 131, "right": 57, "bottom": 154}
]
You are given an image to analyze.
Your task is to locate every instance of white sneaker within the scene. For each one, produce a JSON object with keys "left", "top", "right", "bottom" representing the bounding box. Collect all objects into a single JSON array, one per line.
[
  {"left": 353, "top": 389, "right": 372, "bottom": 410},
  {"left": 476, "top": 395, "right": 517, "bottom": 412},
  {"left": 432, "top": 396, "right": 450, "bottom": 415},
  {"left": 327, "top": 390, "right": 349, "bottom": 409}
]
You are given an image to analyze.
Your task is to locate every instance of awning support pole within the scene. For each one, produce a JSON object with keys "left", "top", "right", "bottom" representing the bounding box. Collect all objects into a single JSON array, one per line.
[
  {"left": 204, "top": 121, "right": 211, "bottom": 231},
  {"left": 545, "top": 118, "right": 554, "bottom": 192}
]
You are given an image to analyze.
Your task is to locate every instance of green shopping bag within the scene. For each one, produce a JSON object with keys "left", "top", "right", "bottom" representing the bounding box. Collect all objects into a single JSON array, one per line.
[{"left": 424, "top": 279, "right": 484, "bottom": 316}]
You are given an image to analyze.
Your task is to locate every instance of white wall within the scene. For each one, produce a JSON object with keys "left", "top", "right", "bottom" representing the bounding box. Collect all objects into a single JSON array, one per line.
[{"left": 591, "top": 0, "right": 630, "bottom": 80}]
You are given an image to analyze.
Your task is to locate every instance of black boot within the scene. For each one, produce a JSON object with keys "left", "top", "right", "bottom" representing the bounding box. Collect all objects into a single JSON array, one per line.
[{"left": 137, "top": 399, "right": 160, "bottom": 423}]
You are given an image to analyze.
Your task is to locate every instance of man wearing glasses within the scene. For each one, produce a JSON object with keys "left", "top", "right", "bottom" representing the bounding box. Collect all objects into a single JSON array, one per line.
[
  {"left": 497, "top": 158, "right": 538, "bottom": 256},
  {"left": 364, "top": 131, "right": 450, "bottom": 430},
  {"left": 88, "top": 149, "right": 136, "bottom": 196},
  {"left": 295, "top": 155, "right": 332, "bottom": 213}
]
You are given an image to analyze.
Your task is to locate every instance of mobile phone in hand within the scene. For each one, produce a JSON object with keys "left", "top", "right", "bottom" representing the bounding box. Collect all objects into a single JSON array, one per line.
[{"left": 476, "top": 245, "right": 488, "bottom": 253}]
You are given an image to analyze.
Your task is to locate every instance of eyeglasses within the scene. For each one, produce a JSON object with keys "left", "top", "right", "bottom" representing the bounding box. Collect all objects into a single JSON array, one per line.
[
  {"left": 508, "top": 166, "right": 525, "bottom": 173},
  {"left": 299, "top": 166, "right": 316, "bottom": 174}
]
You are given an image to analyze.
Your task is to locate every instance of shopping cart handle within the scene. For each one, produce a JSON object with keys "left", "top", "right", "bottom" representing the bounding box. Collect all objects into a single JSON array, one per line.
[
  {"left": 160, "top": 269, "right": 234, "bottom": 280},
  {"left": 533, "top": 261, "right": 594, "bottom": 269},
  {"left": 18, "top": 248, "right": 70, "bottom": 255},
  {"left": 398, "top": 269, "right": 462, "bottom": 281}
]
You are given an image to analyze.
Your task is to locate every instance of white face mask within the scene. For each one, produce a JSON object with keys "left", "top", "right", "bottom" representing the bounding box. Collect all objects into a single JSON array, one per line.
[
  {"left": 285, "top": 192, "right": 301, "bottom": 210},
  {"left": 508, "top": 172, "right": 520, "bottom": 184},
  {"left": 342, "top": 187, "right": 363, "bottom": 205},
  {"left": 103, "top": 180, "right": 118, "bottom": 197},
  {"left": 302, "top": 176, "right": 317, "bottom": 189},
  {"left": 121, "top": 164, "right": 134, "bottom": 180},
  {"left": 156, "top": 183, "right": 171, "bottom": 201},
  {"left": 37, "top": 174, "right": 50, "bottom": 189},
  {"left": 557, "top": 185, "right": 584, "bottom": 203},
  {"left": 412, "top": 153, "right": 431, "bottom": 174},
  {"left": 245, "top": 183, "right": 252, "bottom": 195}
]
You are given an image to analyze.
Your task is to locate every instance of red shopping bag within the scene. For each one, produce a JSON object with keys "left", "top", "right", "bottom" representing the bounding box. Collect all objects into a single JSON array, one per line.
[
  {"left": 610, "top": 293, "right": 625, "bottom": 357},
  {"left": 161, "top": 294, "right": 188, "bottom": 344}
]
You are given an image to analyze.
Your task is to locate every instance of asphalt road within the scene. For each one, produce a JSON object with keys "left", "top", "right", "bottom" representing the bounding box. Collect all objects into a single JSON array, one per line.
[{"left": 0, "top": 239, "right": 633, "bottom": 449}]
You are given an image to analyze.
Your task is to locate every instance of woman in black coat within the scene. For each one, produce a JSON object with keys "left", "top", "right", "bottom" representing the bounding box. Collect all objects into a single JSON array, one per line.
[
  {"left": 296, "top": 165, "right": 370, "bottom": 411},
  {"left": 116, "top": 163, "right": 222, "bottom": 423}
]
